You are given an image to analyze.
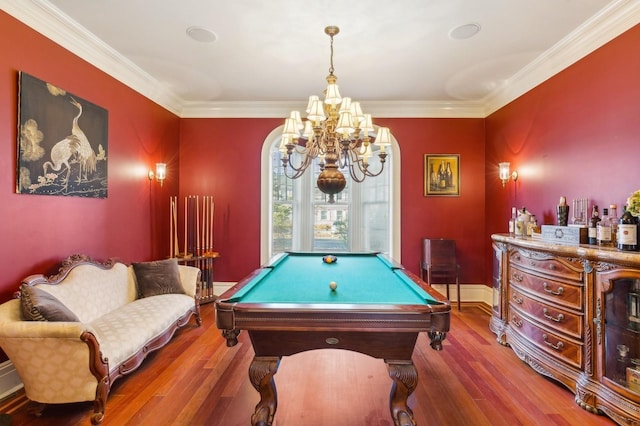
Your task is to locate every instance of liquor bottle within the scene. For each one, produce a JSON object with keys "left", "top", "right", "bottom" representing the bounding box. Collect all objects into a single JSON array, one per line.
[
  {"left": 588, "top": 205, "right": 600, "bottom": 245},
  {"left": 609, "top": 204, "right": 619, "bottom": 246},
  {"left": 618, "top": 205, "right": 638, "bottom": 251},
  {"left": 508, "top": 207, "right": 517, "bottom": 237},
  {"left": 597, "top": 207, "right": 612, "bottom": 247}
]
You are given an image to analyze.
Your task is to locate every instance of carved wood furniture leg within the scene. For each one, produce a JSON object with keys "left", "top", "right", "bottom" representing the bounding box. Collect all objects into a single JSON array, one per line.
[
  {"left": 28, "top": 402, "right": 45, "bottom": 417},
  {"left": 222, "top": 329, "right": 241, "bottom": 347},
  {"left": 386, "top": 360, "right": 418, "bottom": 426},
  {"left": 249, "top": 356, "right": 281, "bottom": 426},
  {"left": 82, "top": 331, "right": 109, "bottom": 425},
  {"left": 428, "top": 330, "right": 447, "bottom": 350}
]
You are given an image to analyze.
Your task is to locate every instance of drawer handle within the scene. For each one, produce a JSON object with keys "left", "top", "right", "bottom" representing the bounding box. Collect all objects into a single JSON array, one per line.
[
  {"left": 542, "top": 334, "right": 564, "bottom": 351},
  {"left": 512, "top": 272, "right": 524, "bottom": 282},
  {"left": 543, "top": 282, "right": 564, "bottom": 296},
  {"left": 510, "top": 315, "right": 523, "bottom": 328},
  {"left": 511, "top": 294, "right": 523, "bottom": 304},
  {"left": 549, "top": 264, "right": 557, "bottom": 270},
  {"left": 543, "top": 308, "right": 565, "bottom": 323}
]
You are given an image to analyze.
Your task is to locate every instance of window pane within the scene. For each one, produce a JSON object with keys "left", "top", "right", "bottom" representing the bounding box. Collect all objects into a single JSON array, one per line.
[
  {"left": 358, "top": 151, "right": 390, "bottom": 253},
  {"left": 272, "top": 150, "right": 294, "bottom": 255},
  {"left": 313, "top": 204, "right": 348, "bottom": 251},
  {"left": 272, "top": 151, "right": 294, "bottom": 201},
  {"left": 272, "top": 202, "right": 293, "bottom": 253}
]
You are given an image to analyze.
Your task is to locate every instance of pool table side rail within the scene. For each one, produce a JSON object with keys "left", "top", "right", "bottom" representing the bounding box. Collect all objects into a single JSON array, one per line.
[{"left": 215, "top": 256, "right": 451, "bottom": 335}]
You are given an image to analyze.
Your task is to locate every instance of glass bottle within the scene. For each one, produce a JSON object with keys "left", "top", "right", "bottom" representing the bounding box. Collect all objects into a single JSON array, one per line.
[
  {"left": 527, "top": 215, "right": 538, "bottom": 236},
  {"left": 508, "top": 207, "right": 517, "bottom": 237},
  {"left": 609, "top": 204, "right": 619, "bottom": 247},
  {"left": 597, "top": 207, "right": 612, "bottom": 247},
  {"left": 588, "top": 205, "right": 600, "bottom": 245},
  {"left": 616, "top": 345, "right": 630, "bottom": 385},
  {"left": 618, "top": 205, "right": 638, "bottom": 251}
]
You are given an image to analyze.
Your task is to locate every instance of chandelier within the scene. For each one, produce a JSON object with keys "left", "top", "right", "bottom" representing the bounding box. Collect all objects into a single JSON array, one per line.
[{"left": 279, "top": 26, "right": 392, "bottom": 203}]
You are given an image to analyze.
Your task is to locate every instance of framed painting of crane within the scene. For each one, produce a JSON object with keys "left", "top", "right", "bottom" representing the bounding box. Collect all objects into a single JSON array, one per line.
[{"left": 16, "top": 71, "right": 108, "bottom": 198}]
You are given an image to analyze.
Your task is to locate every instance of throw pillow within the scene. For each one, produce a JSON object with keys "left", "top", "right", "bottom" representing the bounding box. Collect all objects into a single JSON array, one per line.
[
  {"left": 132, "top": 258, "right": 185, "bottom": 298},
  {"left": 20, "top": 285, "right": 80, "bottom": 322}
]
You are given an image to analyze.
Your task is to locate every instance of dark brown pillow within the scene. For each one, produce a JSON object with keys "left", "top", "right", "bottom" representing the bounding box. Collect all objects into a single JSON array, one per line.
[
  {"left": 132, "top": 258, "right": 185, "bottom": 298},
  {"left": 20, "top": 285, "right": 80, "bottom": 322}
]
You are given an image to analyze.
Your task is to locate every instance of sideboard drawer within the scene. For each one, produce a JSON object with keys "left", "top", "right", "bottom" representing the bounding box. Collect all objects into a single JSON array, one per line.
[
  {"left": 509, "top": 311, "right": 582, "bottom": 369},
  {"left": 509, "top": 288, "right": 582, "bottom": 339},
  {"left": 509, "top": 249, "right": 583, "bottom": 283},
  {"left": 510, "top": 265, "right": 583, "bottom": 310}
]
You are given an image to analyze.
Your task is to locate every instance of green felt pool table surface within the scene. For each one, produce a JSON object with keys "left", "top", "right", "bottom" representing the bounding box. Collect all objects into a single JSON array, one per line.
[{"left": 226, "top": 252, "right": 440, "bottom": 306}]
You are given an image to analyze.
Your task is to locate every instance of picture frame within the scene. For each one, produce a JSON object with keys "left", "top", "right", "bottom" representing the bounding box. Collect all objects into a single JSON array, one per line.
[
  {"left": 17, "top": 71, "right": 108, "bottom": 198},
  {"left": 424, "top": 154, "right": 460, "bottom": 196}
]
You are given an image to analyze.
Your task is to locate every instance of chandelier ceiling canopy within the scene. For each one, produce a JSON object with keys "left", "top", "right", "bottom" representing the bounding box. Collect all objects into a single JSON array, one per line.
[{"left": 279, "top": 26, "right": 391, "bottom": 203}]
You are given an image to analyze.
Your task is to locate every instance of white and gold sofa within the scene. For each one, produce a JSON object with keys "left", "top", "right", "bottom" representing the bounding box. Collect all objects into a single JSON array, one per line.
[{"left": 0, "top": 254, "right": 201, "bottom": 425}]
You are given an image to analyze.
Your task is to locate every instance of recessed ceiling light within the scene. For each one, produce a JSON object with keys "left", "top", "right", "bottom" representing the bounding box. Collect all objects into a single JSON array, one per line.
[
  {"left": 186, "top": 26, "right": 217, "bottom": 43},
  {"left": 449, "top": 23, "right": 481, "bottom": 40}
]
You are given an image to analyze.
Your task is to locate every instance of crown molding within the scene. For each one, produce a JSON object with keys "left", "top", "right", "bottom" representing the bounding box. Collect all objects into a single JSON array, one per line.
[
  {"left": 0, "top": 0, "right": 184, "bottom": 115},
  {"left": 482, "top": 0, "right": 640, "bottom": 116},
  {"left": 2, "top": 0, "right": 638, "bottom": 119},
  {"left": 178, "top": 100, "right": 486, "bottom": 118}
]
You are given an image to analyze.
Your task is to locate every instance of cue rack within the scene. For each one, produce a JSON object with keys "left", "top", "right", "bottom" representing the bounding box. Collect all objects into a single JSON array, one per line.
[{"left": 169, "top": 195, "right": 219, "bottom": 304}]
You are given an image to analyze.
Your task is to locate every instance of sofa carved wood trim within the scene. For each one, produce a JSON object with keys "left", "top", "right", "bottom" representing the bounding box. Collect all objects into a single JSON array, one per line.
[{"left": 0, "top": 254, "right": 202, "bottom": 425}]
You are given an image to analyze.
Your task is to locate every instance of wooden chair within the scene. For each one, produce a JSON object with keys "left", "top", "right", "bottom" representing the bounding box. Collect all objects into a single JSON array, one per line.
[{"left": 421, "top": 238, "right": 461, "bottom": 310}]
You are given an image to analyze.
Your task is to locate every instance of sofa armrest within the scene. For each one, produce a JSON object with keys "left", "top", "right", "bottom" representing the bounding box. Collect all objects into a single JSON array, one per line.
[
  {"left": 0, "top": 299, "right": 102, "bottom": 404},
  {"left": 0, "top": 299, "right": 93, "bottom": 338},
  {"left": 178, "top": 265, "right": 200, "bottom": 297}
]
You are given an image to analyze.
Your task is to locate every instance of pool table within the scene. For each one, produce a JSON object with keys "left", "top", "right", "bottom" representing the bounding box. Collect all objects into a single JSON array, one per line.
[{"left": 215, "top": 252, "right": 451, "bottom": 426}]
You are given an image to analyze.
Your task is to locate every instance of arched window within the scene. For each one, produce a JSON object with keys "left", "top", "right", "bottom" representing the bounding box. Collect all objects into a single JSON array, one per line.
[{"left": 260, "top": 126, "right": 401, "bottom": 263}]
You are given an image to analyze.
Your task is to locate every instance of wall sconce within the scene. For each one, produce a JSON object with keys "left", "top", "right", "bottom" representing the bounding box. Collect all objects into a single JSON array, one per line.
[
  {"left": 148, "top": 163, "right": 167, "bottom": 186},
  {"left": 499, "top": 162, "right": 518, "bottom": 187}
]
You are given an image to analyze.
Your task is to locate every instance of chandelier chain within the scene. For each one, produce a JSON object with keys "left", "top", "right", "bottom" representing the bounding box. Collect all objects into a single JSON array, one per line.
[{"left": 329, "top": 33, "right": 335, "bottom": 76}]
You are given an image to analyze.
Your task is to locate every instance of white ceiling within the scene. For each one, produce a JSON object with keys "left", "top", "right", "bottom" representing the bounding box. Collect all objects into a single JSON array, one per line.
[{"left": 2, "top": 0, "right": 639, "bottom": 117}]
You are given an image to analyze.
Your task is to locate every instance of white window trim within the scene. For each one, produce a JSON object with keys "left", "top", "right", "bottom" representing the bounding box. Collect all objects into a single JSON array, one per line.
[{"left": 260, "top": 125, "right": 401, "bottom": 264}]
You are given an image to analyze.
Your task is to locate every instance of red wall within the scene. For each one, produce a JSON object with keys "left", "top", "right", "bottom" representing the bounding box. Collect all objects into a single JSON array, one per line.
[
  {"left": 178, "top": 117, "right": 486, "bottom": 282},
  {"left": 485, "top": 24, "right": 640, "bottom": 284},
  {"left": 379, "top": 118, "right": 486, "bottom": 282},
  {"left": 0, "top": 11, "right": 180, "bottom": 301},
  {"left": 178, "top": 118, "right": 281, "bottom": 281}
]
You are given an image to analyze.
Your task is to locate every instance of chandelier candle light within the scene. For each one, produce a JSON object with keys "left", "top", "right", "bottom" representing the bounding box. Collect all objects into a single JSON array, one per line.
[{"left": 280, "top": 26, "right": 391, "bottom": 203}]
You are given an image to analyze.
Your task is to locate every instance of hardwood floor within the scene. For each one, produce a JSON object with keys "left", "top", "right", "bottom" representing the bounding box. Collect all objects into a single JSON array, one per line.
[{"left": 0, "top": 303, "right": 616, "bottom": 425}]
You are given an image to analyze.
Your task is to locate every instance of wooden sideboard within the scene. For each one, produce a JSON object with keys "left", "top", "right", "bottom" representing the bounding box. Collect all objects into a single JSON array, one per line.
[{"left": 491, "top": 234, "right": 640, "bottom": 425}]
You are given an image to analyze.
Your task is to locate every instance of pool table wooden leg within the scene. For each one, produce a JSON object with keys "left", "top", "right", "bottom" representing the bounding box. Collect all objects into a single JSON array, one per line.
[
  {"left": 249, "top": 356, "right": 281, "bottom": 426},
  {"left": 428, "top": 330, "right": 447, "bottom": 350},
  {"left": 386, "top": 360, "right": 418, "bottom": 426}
]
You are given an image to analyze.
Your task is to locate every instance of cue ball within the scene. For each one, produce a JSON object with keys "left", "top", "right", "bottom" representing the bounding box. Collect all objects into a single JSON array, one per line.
[{"left": 329, "top": 281, "right": 338, "bottom": 291}]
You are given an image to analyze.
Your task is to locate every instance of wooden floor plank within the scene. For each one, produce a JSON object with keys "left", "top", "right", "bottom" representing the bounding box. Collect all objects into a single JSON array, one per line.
[{"left": 0, "top": 304, "right": 617, "bottom": 425}]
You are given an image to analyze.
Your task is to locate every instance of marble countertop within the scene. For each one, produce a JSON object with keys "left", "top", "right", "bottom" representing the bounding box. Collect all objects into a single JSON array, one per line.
[{"left": 492, "top": 233, "right": 640, "bottom": 268}]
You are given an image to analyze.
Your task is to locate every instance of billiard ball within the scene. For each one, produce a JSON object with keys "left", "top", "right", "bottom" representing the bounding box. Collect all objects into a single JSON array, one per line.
[
  {"left": 325, "top": 257, "right": 333, "bottom": 264},
  {"left": 329, "top": 281, "right": 338, "bottom": 291}
]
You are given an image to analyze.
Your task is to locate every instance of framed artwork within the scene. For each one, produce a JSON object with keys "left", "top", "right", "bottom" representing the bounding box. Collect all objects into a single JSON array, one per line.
[
  {"left": 17, "top": 72, "right": 108, "bottom": 198},
  {"left": 424, "top": 154, "right": 460, "bottom": 196}
]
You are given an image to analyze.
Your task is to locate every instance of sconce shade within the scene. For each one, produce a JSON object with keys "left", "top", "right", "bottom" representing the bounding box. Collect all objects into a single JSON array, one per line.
[
  {"left": 499, "top": 162, "right": 518, "bottom": 187},
  {"left": 156, "top": 163, "right": 167, "bottom": 181},
  {"left": 499, "top": 162, "right": 510, "bottom": 187},
  {"left": 149, "top": 163, "right": 167, "bottom": 186}
]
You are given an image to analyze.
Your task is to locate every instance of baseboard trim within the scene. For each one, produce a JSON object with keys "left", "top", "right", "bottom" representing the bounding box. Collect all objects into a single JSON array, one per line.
[
  {"left": 0, "top": 361, "right": 23, "bottom": 401},
  {"left": 429, "top": 283, "right": 493, "bottom": 306}
]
